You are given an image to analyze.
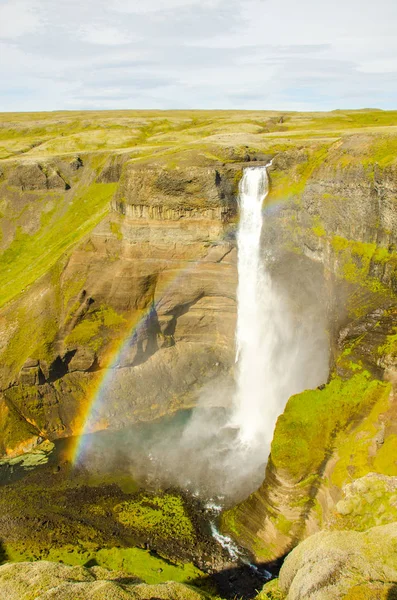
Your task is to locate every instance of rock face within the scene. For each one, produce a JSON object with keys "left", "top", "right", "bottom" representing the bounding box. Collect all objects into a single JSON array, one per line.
[
  {"left": 274, "top": 522, "right": 397, "bottom": 600},
  {"left": 0, "top": 154, "right": 241, "bottom": 456},
  {"left": 0, "top": 561, "right": 206, "bottom": 600}
]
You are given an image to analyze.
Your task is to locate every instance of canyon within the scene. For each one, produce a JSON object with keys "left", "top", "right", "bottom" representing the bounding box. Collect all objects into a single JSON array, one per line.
[{"left": 0, "top": 109, "right": 397, "bottom": 599}]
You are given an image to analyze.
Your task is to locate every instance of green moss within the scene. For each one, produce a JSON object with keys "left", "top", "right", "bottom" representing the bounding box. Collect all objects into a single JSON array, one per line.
[
  {"left": 378, "top": 329, "right": 397, "bottom": 356},
  {"left": 65, "top": 304, "right": 125, "bottom": 351},
  {"left": 220, "top": 506, "right": 274, "bottom": 562},
  {"left": 0, "top": 182, "right": 117, "bottom": 307},
  {"left": 343, "top": 583, "right": 395, "bottom": 599},
  {"left": 331, "top": 388, "right": 393, "bottom": 489},
  {"left": 335, "top": 474, "right": 397, "bottom": 532},
  {"left": 268, "top": 146, "right": 329, "bottom": 203},
  {"left": 114, "top": 494, "right": 195, "bottom": 543},
  {"left": 2, "top": 299, "right": 58, "bottom": 370},
  {"left": 330, "top": 235, "right": 396, "bottom": 294},
  {"left": 65, "top": 319, "right": 102, "bottom": 351},
  {"left": 312, "top": 224, "right": 326, "bottom": 237},
  {"left": 110, "top": 221, "right": 123, "bottom": 240},
  {"left": 255, "top": 578, "right": 284, "bottom": 599},
  {"left": 62, "top": 275, "right": 87, "bottom": 312},
  {"left": 273, "top": 514, "right": 292, "bottom": 536},
  {"left": 373, "top": 435, "right": 397, "bottom": 475},
  {"left": 0, "top": 400, "right": 39, "bottom": 455},
  {"left": 271, "top": 372, "right": 389, "bottom": 481},
  {"left": 4, "top": 544, "right": 205, "bottom": 587}
]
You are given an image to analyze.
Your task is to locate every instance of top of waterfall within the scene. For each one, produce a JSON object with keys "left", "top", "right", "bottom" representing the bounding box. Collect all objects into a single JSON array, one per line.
[{"left": 240, "top": 165, "right": 270, "bottom": 201}]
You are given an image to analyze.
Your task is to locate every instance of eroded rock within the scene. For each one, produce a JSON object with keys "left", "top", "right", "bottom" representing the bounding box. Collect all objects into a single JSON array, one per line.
[
  {"left": 0, "top": 561, "right": 207, "bottom": 600},
  {"left": 19, "top": 359, "right": 44, "bottom": 386},
  {"left": 278, "top": 523, "right": 397, "bottom": 600}
]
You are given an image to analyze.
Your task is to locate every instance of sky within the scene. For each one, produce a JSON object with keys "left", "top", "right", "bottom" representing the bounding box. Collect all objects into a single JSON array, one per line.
[{"left": 0, "top": 0, "right": 396, "bottom": 112}]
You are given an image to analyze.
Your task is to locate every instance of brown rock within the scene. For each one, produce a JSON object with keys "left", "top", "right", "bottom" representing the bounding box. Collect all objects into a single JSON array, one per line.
[
  {"left": 19, "top": 360, "right": 43, "bottom": 386},
  {"left": 68, "top": 347, "right": 96, "bottom": 372},
  {"left": 8, "top": 164, "right": 47, "bottom": 191},
  {"left": 46, "top": 170, "right": 68, "bottom": 190}
]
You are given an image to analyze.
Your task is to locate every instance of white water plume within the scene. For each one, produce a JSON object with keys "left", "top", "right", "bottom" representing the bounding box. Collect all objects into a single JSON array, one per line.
[{"left": 230, "top": 165, "right": 328, "bottom": 456}]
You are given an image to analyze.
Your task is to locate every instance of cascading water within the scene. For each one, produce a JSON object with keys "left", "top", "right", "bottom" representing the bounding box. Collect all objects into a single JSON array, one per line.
[
  {"left": 233, "top": 165, "right": 272, "bottom": 446},
  {"left": 230, "top": 163, "right": 324, "bottom": 454}
]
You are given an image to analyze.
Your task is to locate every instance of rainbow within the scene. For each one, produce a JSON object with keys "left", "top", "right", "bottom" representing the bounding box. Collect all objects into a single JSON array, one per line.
[
  {"left": 69, "top": 256, "right": 207, "bottom": 465},
  {"left": 69, "top": 197, "right": 287, "bottom": 466}
]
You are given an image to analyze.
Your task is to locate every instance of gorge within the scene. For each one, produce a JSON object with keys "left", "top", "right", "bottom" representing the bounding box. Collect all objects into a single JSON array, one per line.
[{"left": 0, "top": 109, "right": 397, "bottom": 599}]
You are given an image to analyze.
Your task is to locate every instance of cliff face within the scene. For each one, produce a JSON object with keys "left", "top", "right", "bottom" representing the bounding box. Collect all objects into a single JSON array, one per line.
[{"left": 0, "top": 152, "right": 241, "bottom": 456}]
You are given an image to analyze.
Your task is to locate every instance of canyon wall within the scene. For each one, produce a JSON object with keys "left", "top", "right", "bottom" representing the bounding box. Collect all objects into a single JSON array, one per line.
[{"left": 0, "top": 153, "right": 242, "bottom": 456}]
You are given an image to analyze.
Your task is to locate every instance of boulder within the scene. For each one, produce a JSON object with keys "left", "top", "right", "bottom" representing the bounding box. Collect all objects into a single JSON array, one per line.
[
  {"left": 70, "top": 156, "right": 83, "bottom": 170},
  {"left": 8, "top": 164, "right": 47, "bottom": 190},
  {"left": 278, "top": 522, "right": 397, "bottom": 600},
  {"left": 46, "top": 170, "right": 68, "bottom": 190},
  {"left": 68, "top": 347, "right": 96, "bottom": 372},
  {"left": 19, "top": 359, "right": 44, "bottom": 386}
]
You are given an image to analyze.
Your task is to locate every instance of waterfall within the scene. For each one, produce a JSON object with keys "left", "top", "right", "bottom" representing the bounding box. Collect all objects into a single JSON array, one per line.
[{"left": 232, "top": 164, "right": 291, "bottom": 450}]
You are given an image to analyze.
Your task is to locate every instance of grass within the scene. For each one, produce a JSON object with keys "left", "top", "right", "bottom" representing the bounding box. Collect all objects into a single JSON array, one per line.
[
  {"left": 65, "top": 305, "right": 126, "bottom": 353},
  {"left": 0, "top": 181, "right": 117, "bottom": 307},
  {"left": 113, "top": 493, "right": 195, "bottom": 544},
  {"left": 4, "top": 544, "right": 204, "bottom": 587},
  {"left": 271, "top": 371, "right": 390, "bottom": 481},
  {"left": 1, "top": 109, "right": 397, "bottom": 160}
]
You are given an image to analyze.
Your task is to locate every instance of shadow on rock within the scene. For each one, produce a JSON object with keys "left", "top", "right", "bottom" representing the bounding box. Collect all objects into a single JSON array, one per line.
[
  {"left": 191, "top": 558, "right": 285, "bottom": 600},
  {"left": 0, "top": 540, "right": 7, "bottom": 564},
  {"left": 388, "top": 585, "right": 397, "bottom": 599}
]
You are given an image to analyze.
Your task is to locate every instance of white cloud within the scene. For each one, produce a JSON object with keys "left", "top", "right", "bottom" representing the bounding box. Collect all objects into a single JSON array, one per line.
[
  {"left": 358, "top": 58, "right": 397, "bottom": 74},
  {"left": 78, "top": 24, "right": 135, "bottom": 46},
  {"left": 0, "top": 0, "right": 42, "bottom": 39},
  {"left": 0, "top": 0, "right": 397, "bottom": 111},
  {"left": 112, "top": 0, "right": 224, "bottom": 13}
]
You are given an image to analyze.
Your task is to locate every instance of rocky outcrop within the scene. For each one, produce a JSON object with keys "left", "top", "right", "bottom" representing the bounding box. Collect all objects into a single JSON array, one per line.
[
  {"left": 112, "top": 162, "right": 239, "bottom": 223},
  {"left": 262, "top": 522, "right": 397, "bottom": 600},
  {"left": 0, "top": 561, "right": 207, "bottom": 599},
  {"left": 7, "top": 162, "right": 70, "bottom": 191}
]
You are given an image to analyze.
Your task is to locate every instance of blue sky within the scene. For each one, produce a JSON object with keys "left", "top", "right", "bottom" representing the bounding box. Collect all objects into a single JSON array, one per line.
[{"left": 0, "top": 0, "right": 396, "bottom": 111}]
